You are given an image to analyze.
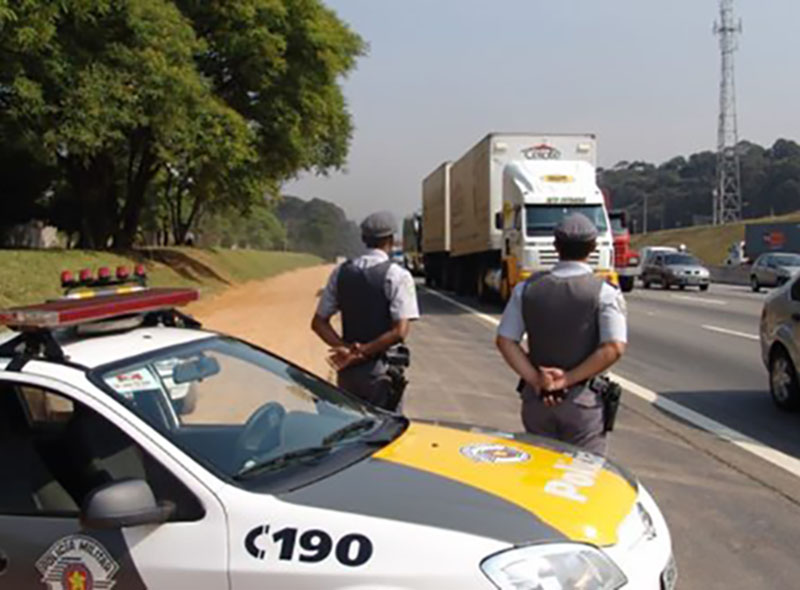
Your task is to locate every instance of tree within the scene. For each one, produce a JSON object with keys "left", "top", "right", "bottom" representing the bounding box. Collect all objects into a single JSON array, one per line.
[
  {"left": 0, "top": 0, "right": 365, "bottom": 248},
  {"left": 600, "top": 140, "right": 800, "bottom": 233}
]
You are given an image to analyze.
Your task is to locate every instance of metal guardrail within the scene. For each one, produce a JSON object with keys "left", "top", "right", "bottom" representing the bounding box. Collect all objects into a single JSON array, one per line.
[{"left": 708, "top": 264, "right": 751, "bottom": 286}]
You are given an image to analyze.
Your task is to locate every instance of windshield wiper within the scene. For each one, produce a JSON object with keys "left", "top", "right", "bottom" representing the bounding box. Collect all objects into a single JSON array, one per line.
[
  {"left": 234, "top": 446, "right": 333, "bottom": 480},
  {"left": 321, "top": 417, "right": 379, "bottom": 446}
]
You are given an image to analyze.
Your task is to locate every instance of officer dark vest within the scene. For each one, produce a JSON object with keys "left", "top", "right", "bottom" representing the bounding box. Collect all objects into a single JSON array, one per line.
[
  {"left": 521, "top": 272, "right": 603, "bottom": 375},
  {"left": 337, "top": 260, "right": 393, "bottom": 345}
]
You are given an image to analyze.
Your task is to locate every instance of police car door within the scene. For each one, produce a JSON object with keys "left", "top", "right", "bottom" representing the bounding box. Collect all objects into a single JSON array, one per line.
[{"left": 0, "top": 371, "right": 228, "bottom": 590}]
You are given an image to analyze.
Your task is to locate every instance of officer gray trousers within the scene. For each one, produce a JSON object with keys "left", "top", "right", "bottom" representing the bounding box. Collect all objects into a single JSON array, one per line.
[
  {"left": 338, "top": 359, "right": 394, "bottom": 410},
  {"left": 521, "top": 387, "right": 607, "bottom": 455}
]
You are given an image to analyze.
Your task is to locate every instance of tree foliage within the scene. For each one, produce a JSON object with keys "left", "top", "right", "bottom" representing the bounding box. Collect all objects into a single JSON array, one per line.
[
  {"left": 600, "top": 139, "right": 800, "bottom": 232},
  {"left": 277, "top": 195, "right": 362, "bottom": 260},
  {"left": 0, "top": 0, "right": 365, "bottom": 248}
]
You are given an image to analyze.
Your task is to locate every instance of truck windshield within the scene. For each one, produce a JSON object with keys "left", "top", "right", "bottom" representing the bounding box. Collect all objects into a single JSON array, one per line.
[
  {"left": 525, "top": 205, "right": 608, "bottom": 237},
  {"left": 609, "top": 215, "right": 626, "bottom": 235}
]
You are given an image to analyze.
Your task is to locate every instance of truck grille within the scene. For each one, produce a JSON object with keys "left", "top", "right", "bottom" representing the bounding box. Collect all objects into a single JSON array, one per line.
[{"left": 537, "top": 248, "right": 601, "bottom": 268}]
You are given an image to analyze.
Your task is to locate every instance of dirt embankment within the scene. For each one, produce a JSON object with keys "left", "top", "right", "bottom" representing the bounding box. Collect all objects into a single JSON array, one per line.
[{"left": 186, "top": 265, "right": 336, "bottom": 381}]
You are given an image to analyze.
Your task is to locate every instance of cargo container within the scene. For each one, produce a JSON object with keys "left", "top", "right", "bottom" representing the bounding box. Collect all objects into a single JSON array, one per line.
[
  {"left": 421, "top": 162, "right": 452, "bottom": 288},
  {"left": 745, "top": 222, "right": 800, "bottom": 260}
]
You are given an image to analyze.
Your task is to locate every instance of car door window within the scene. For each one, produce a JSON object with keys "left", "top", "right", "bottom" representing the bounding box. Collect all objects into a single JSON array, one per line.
[{"left": 0, "top": 382, "right": 203, "bottom": 521}]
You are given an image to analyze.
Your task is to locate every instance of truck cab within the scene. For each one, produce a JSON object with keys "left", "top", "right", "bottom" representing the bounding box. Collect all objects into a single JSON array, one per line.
[
  {"left": 609, "top": 211, "right": 640, "bottom": 293},
  {"left": 497, "top": 160, "right": 616, "bottom": 297}
]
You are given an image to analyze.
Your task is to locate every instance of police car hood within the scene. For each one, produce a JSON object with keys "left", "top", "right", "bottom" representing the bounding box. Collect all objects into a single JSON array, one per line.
[{"left": 281, "top": 421, "right": 638, "bottom": 546}]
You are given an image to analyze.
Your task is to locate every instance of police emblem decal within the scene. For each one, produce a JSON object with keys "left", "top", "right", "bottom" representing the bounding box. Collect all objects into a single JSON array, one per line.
[
  {"left": 460, "top": 443, "right": 531, "bottom": 464},
  {"left": 36, "top": 535, "right": 119, "bottom": 590}
]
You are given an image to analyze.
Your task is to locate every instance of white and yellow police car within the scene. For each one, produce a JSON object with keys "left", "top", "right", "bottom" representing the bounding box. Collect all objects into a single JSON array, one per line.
[{"left": 0, "top": 268, "right": 676, "bottom": 589}]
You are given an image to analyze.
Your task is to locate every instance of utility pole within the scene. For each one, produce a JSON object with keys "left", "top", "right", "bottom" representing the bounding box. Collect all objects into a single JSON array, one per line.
[
  {"left": 643, "top": 193, "right": 649, "bottom": 234},
  {"left": 714, "top": 0, "right": 743, "bottom": 225}
]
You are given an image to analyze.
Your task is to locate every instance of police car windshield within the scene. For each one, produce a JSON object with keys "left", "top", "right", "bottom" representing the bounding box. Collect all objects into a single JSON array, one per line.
[
  {"left": 525, "top": 204, "right": 608, "bottom": 237},
  {"left": 93, "top": 336, "right": 404, "bottom": 488}
]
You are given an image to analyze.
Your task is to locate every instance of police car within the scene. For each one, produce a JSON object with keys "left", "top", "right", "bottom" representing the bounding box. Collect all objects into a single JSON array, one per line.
[{"left": 0, "top": 267, "right": 676, "bottom": 590}]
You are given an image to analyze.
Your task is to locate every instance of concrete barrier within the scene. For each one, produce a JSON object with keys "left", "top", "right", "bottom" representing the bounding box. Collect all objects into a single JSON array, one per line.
[{"left": 709, "top": 264, "right": 751, "bottom": 286}]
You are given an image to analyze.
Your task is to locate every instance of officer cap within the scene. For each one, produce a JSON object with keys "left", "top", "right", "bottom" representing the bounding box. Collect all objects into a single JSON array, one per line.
[
  {"left": 361, "top": 211, "right": 397, "bottom": 241},
  {"left": 554, "top": 213, "right": 598, "bottom": 243}
]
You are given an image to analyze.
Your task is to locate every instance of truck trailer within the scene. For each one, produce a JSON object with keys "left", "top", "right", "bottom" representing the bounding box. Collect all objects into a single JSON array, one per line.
[
  {"left": 745, "top": 222, "right": 800, "bottom": 261},
  {"left": 438, "top": 133, "right": 616, "bottom": 301},
  {"left": 422, "top": 162, "right": 452, "bottom": 288}
]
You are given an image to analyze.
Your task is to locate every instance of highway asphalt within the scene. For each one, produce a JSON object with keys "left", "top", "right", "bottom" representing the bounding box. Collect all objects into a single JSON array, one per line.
[{"left": 404, "top": 281, "right": 800, "bottom": 590}]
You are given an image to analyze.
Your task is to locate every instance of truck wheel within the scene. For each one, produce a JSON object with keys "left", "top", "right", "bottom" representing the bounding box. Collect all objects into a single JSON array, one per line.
[
  {"left": 476, "top": 269, "right": 488, "bottom": 302},
  {"left": 770, "top": 347, "right": 800, "bottom": 411},
  {"left": 619, "top": 276, "right": 635, "bottom": 293}
]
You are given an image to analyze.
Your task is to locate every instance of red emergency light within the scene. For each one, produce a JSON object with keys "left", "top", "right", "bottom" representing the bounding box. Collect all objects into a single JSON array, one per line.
[{"left": 0, "top": 288, "right": 199, "bottom": 331}]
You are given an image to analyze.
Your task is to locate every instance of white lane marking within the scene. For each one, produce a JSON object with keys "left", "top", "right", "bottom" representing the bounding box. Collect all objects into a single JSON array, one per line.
[
  {"left": 423, "top": 287, "right": 502, "bottom": 327},
  {"left": 701, "top": 324, "right": 760, "bottom": 341},
  {"left": 611, "top": 374, "right": 800, "bottom": 479},
  {"left": 421, "top": 286, "right": 800, "bottom": 480},
  {"left": 670, "top": 294, "right": 728, "bottom": 306}
]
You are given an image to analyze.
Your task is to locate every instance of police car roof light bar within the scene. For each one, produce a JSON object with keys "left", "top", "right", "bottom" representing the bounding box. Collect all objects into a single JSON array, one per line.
[{"left": 0, "top": 288, "right": 199, "bottom": 331}]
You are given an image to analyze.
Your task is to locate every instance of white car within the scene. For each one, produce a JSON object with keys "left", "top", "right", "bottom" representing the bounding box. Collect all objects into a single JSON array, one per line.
[
  {"left": 760, "top": 275, "right": 800, "bottom": 410},
  {"left": 0, "top": 279, "right": 675, "bottom": 589}
]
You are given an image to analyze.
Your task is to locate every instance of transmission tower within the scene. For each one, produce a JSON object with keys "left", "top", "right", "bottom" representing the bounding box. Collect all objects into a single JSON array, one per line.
[{"left": 713, "top": 0, "right": 743, "bottom": 225}]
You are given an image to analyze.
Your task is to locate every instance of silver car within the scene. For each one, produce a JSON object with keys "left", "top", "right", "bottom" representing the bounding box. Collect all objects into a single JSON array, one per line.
[
  {"left": 750, "top": 252, "right": 800, "bottom": 292},
  {"left": 760, "top": 277, "right": 800, "bottom": 410},
  {"left": 641, "top": 252, "right": 710, "bottom": 291}
]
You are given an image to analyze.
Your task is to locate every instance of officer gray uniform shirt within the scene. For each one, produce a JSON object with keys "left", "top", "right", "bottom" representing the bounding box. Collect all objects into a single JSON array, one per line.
[
  {"left": 316, "top": 249, "right": 420, "bottom": 324},
  {"left": 497, "top": 262, "right": 627, "bottom": 454},
  {"left": 317, "top": 249, "right": 419, "bottom": 407}
]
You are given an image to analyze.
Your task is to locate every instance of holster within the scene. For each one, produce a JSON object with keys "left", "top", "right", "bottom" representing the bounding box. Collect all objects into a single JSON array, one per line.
[
  {"left": 383, "top": 345, "right": 411, "bottom": 411},
  {"left": 590, "top": 376, "right": 623, "bottom": 433}
]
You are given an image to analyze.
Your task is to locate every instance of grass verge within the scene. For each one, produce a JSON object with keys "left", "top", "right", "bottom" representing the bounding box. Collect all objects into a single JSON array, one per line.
[
  {"left": 0, "top": 248, "right": 321, "bottom": 309},
  {"left": 631, "top": 212, "right": 800, "bottom": 265}
]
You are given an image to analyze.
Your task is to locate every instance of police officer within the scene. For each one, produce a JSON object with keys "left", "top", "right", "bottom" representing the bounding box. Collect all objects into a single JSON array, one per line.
[
  {"left": 312, "top": 211, "right": 419, "bottom": 410},
  {"left": 495, "top": 213, "right": 627, "bottom": 454}
]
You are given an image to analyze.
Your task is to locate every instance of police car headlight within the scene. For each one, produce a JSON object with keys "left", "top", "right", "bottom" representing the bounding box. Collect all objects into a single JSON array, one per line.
[{"left": 481, "top": 543, "right": 627, "bottom": 590}]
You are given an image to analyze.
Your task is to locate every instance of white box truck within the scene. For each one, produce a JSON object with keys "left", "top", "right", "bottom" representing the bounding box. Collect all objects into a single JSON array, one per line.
[
  {"left": 445, "top": 133, "right": 616, "bottom": 300},
  {"left": 421, "top": 162, "right": 452, "bottom": 288}
]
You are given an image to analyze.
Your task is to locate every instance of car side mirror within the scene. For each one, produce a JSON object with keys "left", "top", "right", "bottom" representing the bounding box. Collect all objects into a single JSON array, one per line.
[
  {"left": 495, "top": 212, "right": 504, "bottom": 230},
  {"left": 82, "top": 479, "right": 175, "bottom": 530}
]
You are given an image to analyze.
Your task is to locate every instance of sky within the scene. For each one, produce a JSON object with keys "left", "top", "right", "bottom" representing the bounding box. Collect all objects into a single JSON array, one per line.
[{"left": 284, "top": 0, "right": 800, "bottom": 224}]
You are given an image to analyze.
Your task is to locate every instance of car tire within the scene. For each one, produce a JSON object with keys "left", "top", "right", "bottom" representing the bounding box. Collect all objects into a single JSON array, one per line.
[
  {"left": 770, "top": 347, "right": 800, "bottom": 412},
  {"left": 642, "top": 279, "right": 651, "bottom": 289},
  {"left": 679, "top": 284, "right": 686, "bottom": 291},
  {"left": 661, "top": 280, "right": 670, "bottom": 290},
  {"left": 751, "top": 276, "right": 760, "bottom": 293},
  {"left": 700, "top": 284, "right": 709, "bottom": 292}
]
